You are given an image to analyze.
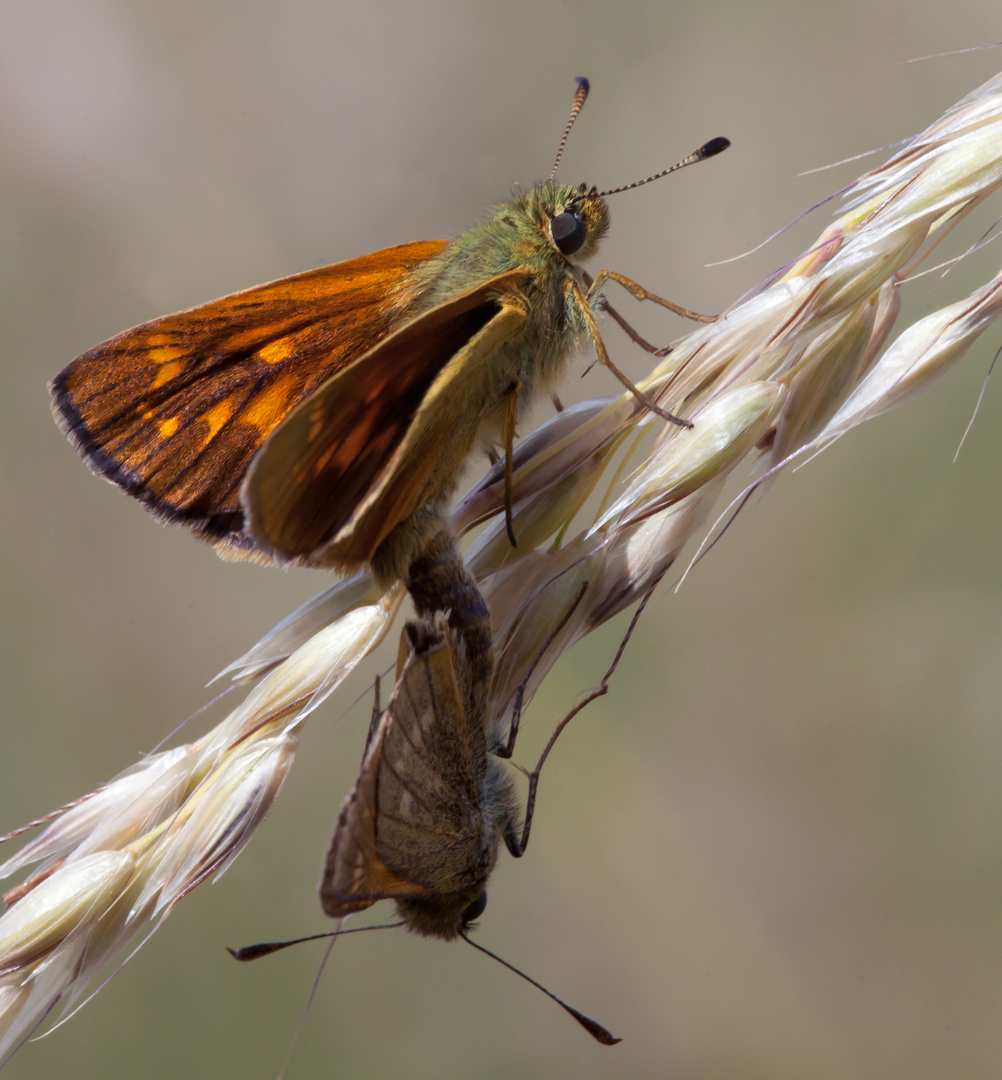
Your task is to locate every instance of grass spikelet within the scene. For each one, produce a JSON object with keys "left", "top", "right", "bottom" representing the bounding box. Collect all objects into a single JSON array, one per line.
[{"left": 3, "top": 70, "right": 1002, "bottom": 1059}]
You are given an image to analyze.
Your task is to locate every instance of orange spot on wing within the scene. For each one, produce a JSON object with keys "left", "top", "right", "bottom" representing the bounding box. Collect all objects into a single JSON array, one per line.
[
  {"left": 258, "top": 338, "right": 293, "bottom": 365},
  {"left": 244, "top": 375, "right": 297, "bottom": 435},
  {"left": 159, "top": 417, "right": 180, "bottom": 438},
  {"left": 200, "top": 398, "right": 235, "bottom": 445},
  {"left": 149, "top": 345, "right": 182, "bottom": 364},
  {"left": 152, "top": 360, "right": 185, "bottom": 388}
]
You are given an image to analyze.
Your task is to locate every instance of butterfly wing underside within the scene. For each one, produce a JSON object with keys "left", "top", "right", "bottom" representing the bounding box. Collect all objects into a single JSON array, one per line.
[
  {"left": 243, "top": 270, "right": 531, "bottom": 566},
  {"left": 320, "top": 620, "right": 486, "bottom": 917},
  {"left": 50, "top": 240, "right": 448, "bottom": 559}
]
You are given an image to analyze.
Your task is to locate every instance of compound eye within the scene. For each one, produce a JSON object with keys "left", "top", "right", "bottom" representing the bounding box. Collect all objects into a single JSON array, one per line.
[
  {"left": 461, "top": 890, "right": 488, "bottom": 925},
  {"left": 550, "top": 211, "right": 587, "bottom": 256}
]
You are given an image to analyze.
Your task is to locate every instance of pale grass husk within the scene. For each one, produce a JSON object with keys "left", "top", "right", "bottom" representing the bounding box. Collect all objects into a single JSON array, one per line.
[{"left": 2, "top": 72, "right": 1002, "bottom": 1059}]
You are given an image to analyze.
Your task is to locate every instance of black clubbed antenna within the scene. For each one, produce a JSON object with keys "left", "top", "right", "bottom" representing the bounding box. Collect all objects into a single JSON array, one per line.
[
  {"left": 460, "top": 930, "right": 621, "bottom": 1046},
  {"left": 597, "top": 136, "right": 730, "bottom": 197},
  {"left": 549, "top": 77, "right": 591, "bottom": 181},
  {"left": 227, "top": 921, "right": 404, "bottom": 961}
]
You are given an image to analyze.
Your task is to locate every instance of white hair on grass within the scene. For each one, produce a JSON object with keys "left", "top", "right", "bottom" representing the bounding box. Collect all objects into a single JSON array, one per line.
[{"left": 3, "top": 71, "right": 1002, "bottom": 1062}]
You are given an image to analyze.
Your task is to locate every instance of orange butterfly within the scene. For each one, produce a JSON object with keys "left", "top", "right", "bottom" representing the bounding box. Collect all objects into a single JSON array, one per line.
[{"left": 51, "top": 79, "right": 727, "bottom": 583}]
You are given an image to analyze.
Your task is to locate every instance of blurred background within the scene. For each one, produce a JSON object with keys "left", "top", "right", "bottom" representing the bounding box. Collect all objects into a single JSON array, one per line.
[{"left": 2, "top": 2, "right": 1001, "bottom": 1078}]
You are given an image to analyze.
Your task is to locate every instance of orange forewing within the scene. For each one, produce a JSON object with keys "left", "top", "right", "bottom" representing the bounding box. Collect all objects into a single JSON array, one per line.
[
  {"left": 50, "top": 239, "right": 448, "bottom": 559},
  {"left": 245, "top": 270, "right": 530, "bottom": 566}
]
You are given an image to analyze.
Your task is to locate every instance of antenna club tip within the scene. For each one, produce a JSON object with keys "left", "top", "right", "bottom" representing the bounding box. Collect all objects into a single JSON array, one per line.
[
  {"left": 575, "top": 76, "right": 590, "bottom": 97},
  {"left": 227, "top": 941, "right": 289, "bottom": 960},
  {"left": 700, "top": 136, "right": 731, "bottom": 159},
  {"left": 575, "top": 1013, "right": 623, "bottom": 1044}
]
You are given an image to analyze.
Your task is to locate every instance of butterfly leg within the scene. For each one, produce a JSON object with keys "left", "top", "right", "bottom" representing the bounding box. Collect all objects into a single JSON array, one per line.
[
  {"left": 586, "top": 268, "right": 718, "bottom": 324},
  {"left": 495, "top": 582, "right": 589, "bottom": 762},
  {"left": 579, "top": 269, "right": 673, "bottom": 356},
  {"left": 362, "top": 674, "right": 382, "bottom": 760},
  {"left": 565, "top": 279, "right": 692, "bottom": 429},
  {"left": 502, "top": 579, "right": 659, "bottom": 858},
  {"left": 503, "top": 384, "right": 520, "bottom": 549}
]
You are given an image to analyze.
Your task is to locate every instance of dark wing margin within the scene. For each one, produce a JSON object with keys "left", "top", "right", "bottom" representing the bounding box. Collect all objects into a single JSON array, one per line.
[{"left": 50, "top": 240, "right": 449, "bottom": 559}]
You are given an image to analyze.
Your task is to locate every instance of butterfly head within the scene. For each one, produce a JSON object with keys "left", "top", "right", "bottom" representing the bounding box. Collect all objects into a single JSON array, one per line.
[
  {"left": 546, "top": 183, "right": 610, "bottom": 261},
  {"left": 394, "top": 882, "right": 491, "bottom": 941},
  {"left": 514, "top": 181, "right": 609, "bottom": 265}
]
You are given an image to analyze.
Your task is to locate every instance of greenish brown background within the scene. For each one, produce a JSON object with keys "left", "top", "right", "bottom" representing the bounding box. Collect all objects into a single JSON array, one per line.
[{"left": 3, "top": 2, "right": 1001, "bottom": 1078}]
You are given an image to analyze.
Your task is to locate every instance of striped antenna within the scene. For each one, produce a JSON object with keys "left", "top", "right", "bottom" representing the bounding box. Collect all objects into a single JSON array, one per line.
[
  {"left": 596, "top": 136, "right": 730, "bottom": 197},
  {"left": 549, "top": 77, "right": 590, "bottom": 181}
]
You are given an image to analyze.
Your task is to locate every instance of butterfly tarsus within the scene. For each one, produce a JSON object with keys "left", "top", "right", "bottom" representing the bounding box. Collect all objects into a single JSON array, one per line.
[
  {"left": 567, "top": 278, "right": 693, "bottom": 429},
  {"left": 583, "top": 260, "right": 724, "bottom": 358},
  {"left": 581, "top": 270, "right": 674, "bottom": 356},
  {"left": 495, "top": 582, "right": 590, "bottom": 761},
  {"left": 586, "top": 267, "right": 718, "bottom": 324},
  {"left": 503, "top": 577, "right": 661, "bottom": 859},
  {"left": 601, "top": 297, "right": 675, "bottom": 357}
]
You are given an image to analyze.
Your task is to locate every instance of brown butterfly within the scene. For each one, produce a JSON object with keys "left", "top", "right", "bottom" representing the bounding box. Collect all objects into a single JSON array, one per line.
[
  {"left": 320, "top": 615, "right": 517, "bottom": 939},
  {"left": 235, "top": 608, "right": 622, "bottom": 1043},
  {"left": 319, "top": 571, "right": 649, "bottom": 938},
  {"left": 314, "top": 584, "right": 655, "bottom": 1044},
  {"left": 50, "top": 79, "right": 728, "bottom": 584}
]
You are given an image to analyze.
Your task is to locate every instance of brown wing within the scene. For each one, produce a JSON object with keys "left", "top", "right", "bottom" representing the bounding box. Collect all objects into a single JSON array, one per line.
[
  {"left": 243, "top": 270, "right": 530, "bottom": 567},
  {"left": 320, "top": 620, "right": 486, "bottom": 917},
  {"left": 50, "top": 240, "right": 448, "bottom": 559}
]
